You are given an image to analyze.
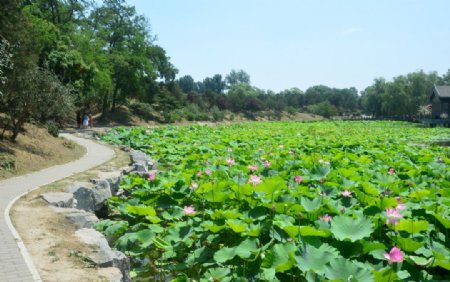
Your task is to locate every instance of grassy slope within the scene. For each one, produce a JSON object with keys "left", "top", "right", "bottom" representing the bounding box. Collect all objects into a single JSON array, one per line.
[{"left": 0, "top": 124, "right": 85, "bottom": 180}]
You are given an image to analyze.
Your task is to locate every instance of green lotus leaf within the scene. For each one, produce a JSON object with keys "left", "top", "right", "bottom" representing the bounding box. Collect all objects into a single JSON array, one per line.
[
  {"left": 135, "top": 229, "right": 155, "bottom": 248},
  {"left": 214, "top": 247, "right": 236, "bottom": 263},
  {"left": 283, "top": 226, "right": 300, "bottom": 238},
  {"left": 430, "top": 212, "right": 450, "bottom": 228},
  {"left": 126, "top": 205, "right": 156, "bottom": 216},
  {"left": 235, "top": 238, "right": 259, "bottom": 259},
  {"left": 324, "top": 257, "right": 374, "bottom": 282},
  {"left": 97, "top": 220, "right": 129, "bottom": 238},
  {"left": 222, "top": 210, "right": 242, "bottom": 219},
  {"left": 380, "top": 197, "right": 398, "bottom": 209},
  {"left": 395, "top": 219, "right": 429, "bottom": 234},
  {"left": 361, "top": 182, "right": 379, "bottom": 196},
  {"left": 252, "top": 176, "right": 285, "bottom": 194},
  {"left": 146, "top": 215, "right": 162, "bottom": 224},
  {"left": 262, "top": 243, "right": 296, "bottom": 272},
  {"left": 299, "top": 226, "right": 331, "bottom": 237},
  {"left": 244, "top": 224, "right": 263, "bottom": 237},
  {"left": 294, "top": 243, "right": 339, "bottom": 275},
  {"left": 409, "top": 189, "right": 431, "bottom": 200},
  {"left": 226, "top": 219, "right": 247, "bottom": 233},
  {"left": 301, "top": 197, "right": 321, "bottom": 212},
  {"left": 186, "top": 247, "right": 212, "bottom": 266},
  {"left": 394, "top": 236, "right": 425, "bottom": 252},
  {"left": 408, "top": 256, "right": 433, "bottom": 266},
  {"left": 361, "top": 241, "right": 386, "bottom": 253},
  {"left": 310, "top": 166, "right": 331, "bottom": 180},
  {"left": 204, "top": 267, "right": 231, "bottom": 281},
  {"left": 331, "top": 215, "right": 374, "bottom": 242},
  {"left": 373, "top": 268, "right": 399, "bottom": 282},
  {"left": 152, "top": 236, "right": 170, "bottom": 249},
  {"left": 203, "top": 223, "right": 226, "bottom": 233}
]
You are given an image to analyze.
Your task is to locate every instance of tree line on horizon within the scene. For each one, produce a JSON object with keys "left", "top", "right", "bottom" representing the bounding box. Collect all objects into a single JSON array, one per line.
[{"left": 1, "top": 0, "right": 449, "bottom": 140}]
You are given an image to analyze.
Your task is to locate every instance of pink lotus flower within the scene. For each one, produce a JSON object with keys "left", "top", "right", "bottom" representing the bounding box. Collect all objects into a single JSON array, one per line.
[
  {"left": 384, "top": 247, "right": 404, "bottom": 263},
  {"left": 148, "top": 173, "right": 156, "bottom": 181},
  {"left": 248, "top": 165, "right": 259, "bottom": 172},
  {"left": 320, "top": 214, "right": 332, "bottom": 221},
  {"left": 395, "top": 197, "right": 405, "bottom": 210},
  {"left": 248, "top": 175, "right": 262, "bottom": 186},
  {"left": 190, "top": 182, "right": 198, "bottom": 190},
  {"left": 226, "top": 158, "right": 235, "bottom": 166},
  {"left": 263, "top": 160, "right": 271, "bottom": 168},
  {"left": 386, "top": 208, "right": 402, "bottom": 225},
  {"left": 294, "top": 175, "right": 303, "bottom": 184},
  {"left": 196, "top": 171, "right": 202, "bottom": 177},
  {"left": 205, "top": 169, "right": 212, "bottom": 176},
  {"left": 388, "top": 167, "right": 396, "bottom": 174},
  {"left": 341, "top": 190, "right": 352, "bottom": 197},
  {"left": 183, "top": 205, "right": 196, "bottom": 215}
]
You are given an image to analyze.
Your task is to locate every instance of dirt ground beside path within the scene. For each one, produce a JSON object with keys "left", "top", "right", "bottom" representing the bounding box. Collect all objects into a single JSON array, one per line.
[{"left": 11, "top": 144, "right": 130, "bottom": 282}]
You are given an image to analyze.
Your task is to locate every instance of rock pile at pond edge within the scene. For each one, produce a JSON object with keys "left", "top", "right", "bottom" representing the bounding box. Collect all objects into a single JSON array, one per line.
[{"left": 40, "top": 148, "right": 157, "bottom": 282}]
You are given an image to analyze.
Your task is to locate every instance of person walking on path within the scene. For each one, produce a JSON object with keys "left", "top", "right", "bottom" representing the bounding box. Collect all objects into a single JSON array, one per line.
[
  {"left": 82, "top": 113, "right": 89, "bottom": 129},
  {"left": 88, "top": 113, "right": 93, "bottom": 128}
]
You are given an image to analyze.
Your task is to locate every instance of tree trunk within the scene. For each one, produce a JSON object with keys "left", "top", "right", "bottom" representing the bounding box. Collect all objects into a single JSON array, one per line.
[
  {"left": 111, "top": 87, "right": 118, "bottom": 112},
  {"left": 10, "top": 117, "right": 24, "bottom": 142},
  {"left": 101, "top": 91, "right": 109, "bottom": 120}
]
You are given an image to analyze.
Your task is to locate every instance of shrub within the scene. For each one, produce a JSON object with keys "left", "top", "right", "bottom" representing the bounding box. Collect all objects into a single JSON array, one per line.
[
  {"left": 0, "top": 155, "right": 15, "bottom": 171},
  {"left": 286, "top": 106, "right": 297, "bottom": 116},
  {"left": 308, "top": 101, "right": 337, "bottom": 118},
  {"left": 47, "top": 121, "right": 59, "bottom": 137},
  {"left": 211, "top": 106, "right": 225, "bottom": 122}
]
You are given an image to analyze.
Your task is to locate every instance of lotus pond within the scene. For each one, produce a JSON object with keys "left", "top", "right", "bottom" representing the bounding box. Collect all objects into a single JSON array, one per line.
[{"left": 99, "top": 121, "right": 450, "bottom": 281}]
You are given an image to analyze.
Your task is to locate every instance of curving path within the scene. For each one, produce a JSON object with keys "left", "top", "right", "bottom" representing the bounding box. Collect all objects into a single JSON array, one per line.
[{"left": 0, "top": 133, "right": 114, "bottom": 282}]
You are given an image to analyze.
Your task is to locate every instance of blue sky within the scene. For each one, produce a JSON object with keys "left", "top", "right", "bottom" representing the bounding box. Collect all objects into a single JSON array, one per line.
[{"left": 126, "top": 0, "right": 450, "bottom": 92}]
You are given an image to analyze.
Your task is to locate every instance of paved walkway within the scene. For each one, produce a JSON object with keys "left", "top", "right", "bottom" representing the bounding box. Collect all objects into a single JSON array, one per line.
[{"left": 0, "top": 133, "right": 114, "bottom": 282}]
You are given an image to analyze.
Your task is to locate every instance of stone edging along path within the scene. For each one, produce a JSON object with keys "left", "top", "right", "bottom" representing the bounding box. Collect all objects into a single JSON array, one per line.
[{"left": 0, "top": 133, "right": 114, "bottom": 282}]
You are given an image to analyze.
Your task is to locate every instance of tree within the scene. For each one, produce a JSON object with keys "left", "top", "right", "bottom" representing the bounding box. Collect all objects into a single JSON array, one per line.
[
  {"left": 225, "top": 69, "right": 250, "bottom": 86},
  {"left": 0, "top": 39, "right": 13, "bottom": 96},
  {"left": 361, "top": 78, "right": 385, "bottom": 117},
  {"left": 1, "top": 67, "right": 73, "bottom": 141},
  {"left": 89, "top": 0, "right": 177, "bottom": 115},
  {"left": 308, "top": 101, "right": 337, "bottom": 118},
  {"left": 177, "top": 75, "right": 195, "bottom": 93},
  {"left": 438, "top": 69, "right": 450, "bottom": 85},
  {"left": 227, "top": 83, "right": 262, "bottom": 112},
  {"left": 202, "top": 74, "right": 226, "bottom": 94}
]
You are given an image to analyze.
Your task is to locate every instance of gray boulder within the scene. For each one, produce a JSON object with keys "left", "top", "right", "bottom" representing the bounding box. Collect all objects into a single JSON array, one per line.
[
  {"left": 148, "top": 158, "right": 158, "bottom": 170},
  {"left": 98, "top": 267, "right": 123, "bottom": 282},
  {"left": 41, "top": 192, "right": 75, "bottom": 208},
  {"left": 50, "top": 207, "right": 99, "bottom": 228},
  {"left": 93, "top": 180, "right": 112, "bottom": 207},
  {"left": 75, "top": 228, "right": 131, "bottom": 282},
  {"left": 129, "top": 149, "right": 148, "bottom": 165},
  {"left": 133, "top": 162, "right": 148, "bottom": 172},
  {"left": 68, "top": 181, "right": 111, "bottom": 212},
  {"left": 112, "top": 250, "right": 131, "bottom": 282},
  {"left": 129, "top": 150, "right": 157, "bottom": 171},
  {"left": 96, "top": 171, "right": 122, "bottom": 195}
]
